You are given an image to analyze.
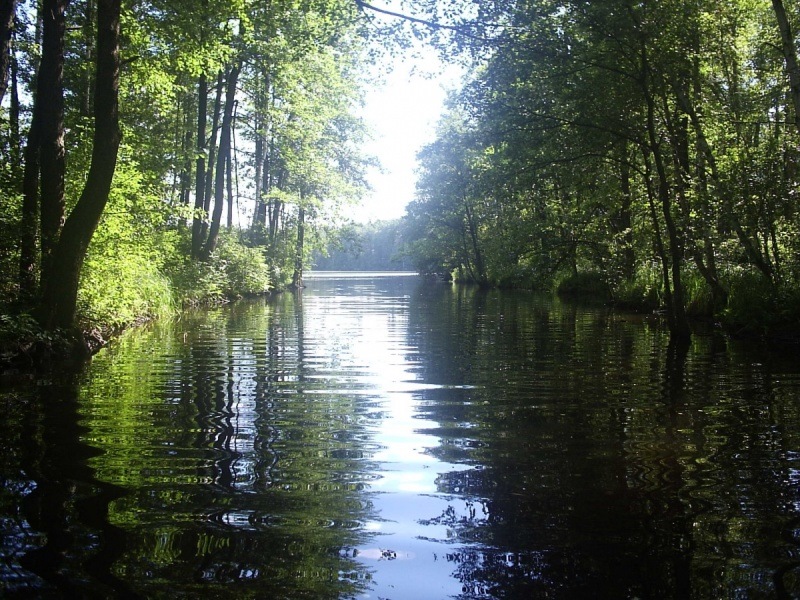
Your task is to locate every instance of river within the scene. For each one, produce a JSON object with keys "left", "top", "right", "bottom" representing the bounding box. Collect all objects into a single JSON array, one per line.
[{"left": 2, "top": 272, "right": 800, "bottom": 598}]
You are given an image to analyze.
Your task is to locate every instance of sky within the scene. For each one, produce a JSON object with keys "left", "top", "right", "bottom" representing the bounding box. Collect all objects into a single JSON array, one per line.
[{"left": 356, "top": 56, "right": 461, "bottom": 223}]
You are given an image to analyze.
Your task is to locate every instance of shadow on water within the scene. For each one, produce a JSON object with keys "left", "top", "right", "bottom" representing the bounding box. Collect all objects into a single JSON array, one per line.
[{"left": 2, "top": 297, "right": 381, "bottom": 597}]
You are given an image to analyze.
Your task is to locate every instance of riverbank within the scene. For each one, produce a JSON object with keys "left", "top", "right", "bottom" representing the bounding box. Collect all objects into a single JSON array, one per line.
[
  {"left": 554, "top": 270, "right": 800, "bottom": 344},
  {"left": 0, "top": 306, "right": 186, "bottom": 373},
  {"left": 0, "top": 227, "right": 282, "bottom": 373},
  {"left": 6, "top": 263, "right": 798, "bottom": 376},
  {"left": 0, "top": 293, "right": 272, "bottom": 373}
]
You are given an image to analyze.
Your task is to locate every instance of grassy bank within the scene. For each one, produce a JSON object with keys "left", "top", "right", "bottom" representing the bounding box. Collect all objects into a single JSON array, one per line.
[
  {"left": 556, "top": 265, "right": 800, "bottom": 342},
  {"left": 1, "top": 231, "right": 275, "bottom": 370}
]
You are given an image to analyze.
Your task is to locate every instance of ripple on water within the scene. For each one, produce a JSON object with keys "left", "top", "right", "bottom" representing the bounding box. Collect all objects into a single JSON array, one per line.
[{"left": 6, "top": 277, "right": 800, "bottom": 598}]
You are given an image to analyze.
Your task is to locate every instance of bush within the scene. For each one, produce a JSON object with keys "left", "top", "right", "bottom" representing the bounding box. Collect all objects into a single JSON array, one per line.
[
  {"left": 216, "top": 235, "right": 271, "bottom": 297},
  {"left": 721, "top": 269, "right": 800, "bottom": 336},
  {"left": 613, "top": 262, "right": 663, "bottom": 310},
  {"left": 0, "top": 312, "right": 41, "bottom": 344},
  {"left": 0, "top": 189, "right": 22, "bottom": 304},
  {"left": 683, "top": 270, "right": 716, "bottom": 317},
  {"left": 79, "top": 250, "right": 175, "bottom": 329},
  {"left": 167, "top": 233, "right": 271, "bottom": 307},
  {"left": 0, "top": 312, "right": 74, "bottom": 364},
  {"left": 556, "top": 271, "right": 611, "bottom": 300},
  {"left": 169, "top": 258, "right": 227, "bottom": 307}
]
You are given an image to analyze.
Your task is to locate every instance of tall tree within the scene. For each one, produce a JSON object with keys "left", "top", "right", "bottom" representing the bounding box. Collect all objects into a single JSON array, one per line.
[
  {"left": 772, "top": 0, "right": 800, "bottom": 133},
  {"left": 191, "top": 73, "right": 208, "bottom": 258},
  {"left": 202, "top": 62, "right": 240, "bottom": 259},
  {"left": 0, "top": 0, "right": 16, "bottom": 105},
  {"left": 38, "top": 0, "right": 68, "bottom": 280},
  {"left": 39, "top": 0, "right": 121, "bottom": 330}
]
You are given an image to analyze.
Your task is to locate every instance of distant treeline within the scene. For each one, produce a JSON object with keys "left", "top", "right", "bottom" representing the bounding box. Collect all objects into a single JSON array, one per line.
[{"left": 314, "top": 220, "right": 411, "bottom": 271}]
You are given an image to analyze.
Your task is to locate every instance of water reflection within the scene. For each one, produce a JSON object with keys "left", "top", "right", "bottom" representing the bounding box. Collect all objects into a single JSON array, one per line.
[
  {"left": 406, "top": 284, "right": 800, "bottom": 598},
  {"left": 0, "top": 375, "right": 133, "bottom": 597},
  {"left": 2, "top": 275, "right": 800, "bottom": 598},
  {"left": 82, "top": 294, "right": 385, "bottom": 598}
]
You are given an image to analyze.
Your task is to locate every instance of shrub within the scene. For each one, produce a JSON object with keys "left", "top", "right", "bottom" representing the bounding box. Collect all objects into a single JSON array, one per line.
[
  {"left": 169, "top": 258, "right": 227, "bottom": 307},
  {"left": 79, "top": 250, "right": 175, "bottom": 329},
  {"left": 613, "top": 262, "right": 663, "bottom": 310},
  {"left": 0, "top": 189, "right": 22, "bottom": 304},
  {"left": 216, "top": 235, "right": 271, "bottom": 297},
  {"left": 683, "top": 270, "right": 716, "bottom": 317},
  {"left": 721, "top": 268, "right": 800, "bottom": 335},
  {"left": 555, "top": 271, "right": 611, "bottom": 300},
  {"left": 166, "top": 233, "right": 271, "bottom": 306}
]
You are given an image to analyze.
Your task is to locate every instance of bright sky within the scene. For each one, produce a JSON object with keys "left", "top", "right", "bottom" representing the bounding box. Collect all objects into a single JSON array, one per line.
[{"left": 357, "top": 54, "right": 461, "bottom": 223}]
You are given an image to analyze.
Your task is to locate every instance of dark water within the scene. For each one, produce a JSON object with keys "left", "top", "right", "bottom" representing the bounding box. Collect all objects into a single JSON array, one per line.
[{"left": 3, "top": 273, "right": 800, "bottom": 599}]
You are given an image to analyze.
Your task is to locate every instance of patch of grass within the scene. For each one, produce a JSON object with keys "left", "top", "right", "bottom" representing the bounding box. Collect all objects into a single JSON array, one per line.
[
  {"left": 683, "top": 270, "right": 716, "bottom": 318},
  {"left": 79, "top": 251, "right": 176, "bottom": 330}
]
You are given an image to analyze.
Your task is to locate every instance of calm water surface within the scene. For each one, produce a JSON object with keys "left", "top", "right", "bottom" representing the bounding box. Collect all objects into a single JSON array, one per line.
[{"left": 3, "top": 273, "right": 800, "bottom": 598}]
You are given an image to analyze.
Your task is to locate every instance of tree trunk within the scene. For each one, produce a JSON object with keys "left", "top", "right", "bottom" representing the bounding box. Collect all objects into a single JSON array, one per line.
[
  {"left": 78, "top": 0, "right": 94, "bottom": 117},
  {"left": 252, "top": 73, "right": 271, "bottom": 230},
  {"left": 641, "top": 38, "right": 690, "bottom": 339},
  {"left": 252, "top": 89, "right": 265, "bottom": 229},
  {"left": 0, "top": 0, "right": 16, "bottom": 105},
  {"left": 615, "top": 143, "right": 635, "bottom": 280},
  {"left": 16, "top": 24, "right": 37, "bottom": 298},
  {"left": 772, "top": 0, "right": 800, "bottom": 133},
  {"left": 675, "top": 84, "right": 774, "bottom": 280},
  {"left": 647, "top": 119, "right": 690, "bottom": 339},
  {"left": 253, "top": 133, "right": 266, "bottom": 228},
  {"left": 8, "top": 40, "right": 19, "bottom": 164},
  {"left": 38, "top": 0, "right": 68, "bottom": 278},
  {"left": 39, "top": 0, "right": 121, "bottom": 331},
  {"left": 463, "top": 196, "right": 486, "bottom": 284},
  {"left": 202, "top": 62, "right": 240, "bottom": 259},
  {"left": 642, "top": 148, "right": 673, "bottom": 312},
  {"left": 268, "top": 199, "right": 282, "bottom": 244},
  {"left": 201, "top": 71, "right": 224, "bottom": 243},
  {"left": 291, "top": 206, "right": 305, "bottom": 288},
  {"left": 178, "top": 127, "right": 192, "bottom": 207},
  {"left": 226, "top": 126, "right": 233, "bottom": 229},
  {"left": 268, "top": 171, "right": 285, "bottom": 244},
  {"left": 664, "top": 94, "right": 727, "bottom": 308},
  {"left": 458, "top": 223, "right": 476, "bottom": 282},
  {"left": 19, "top": 114, "right": 39, "bottom": 298},
  {"left": 191, "top": 73, "right": 207, "bottom": 258}
]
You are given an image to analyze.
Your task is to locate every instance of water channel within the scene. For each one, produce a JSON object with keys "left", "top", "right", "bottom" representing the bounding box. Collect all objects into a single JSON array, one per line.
[{"left": 3, "top": 272, "right": 800, "bottom": 598}]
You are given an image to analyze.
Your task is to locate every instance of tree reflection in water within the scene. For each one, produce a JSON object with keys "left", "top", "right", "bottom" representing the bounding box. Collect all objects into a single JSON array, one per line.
[
  {"left": 407, "top": 283, "right": 800, "bottom": 598},
  {"left": 3, "top": 275, "right": 800, "bottom": 598},
  {"left": 2, "top": 377, "right": 133, "bottom": 597}
]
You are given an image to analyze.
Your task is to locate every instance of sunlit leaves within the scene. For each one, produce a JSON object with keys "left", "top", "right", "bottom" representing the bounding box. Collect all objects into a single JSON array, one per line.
[{"left": 405, "top": 0, "right": 800, "bottom": 331}]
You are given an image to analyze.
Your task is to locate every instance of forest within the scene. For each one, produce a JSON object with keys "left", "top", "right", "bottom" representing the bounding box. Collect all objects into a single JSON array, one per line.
[
  {"left": 2, "top": 0, "right": 800, "bottom": 356},
  {"left": 0, "top": 0, "right": 378, "bottom": 357},
  {"left": 403, "top": 0, "right": 800, "bottom": 340}
]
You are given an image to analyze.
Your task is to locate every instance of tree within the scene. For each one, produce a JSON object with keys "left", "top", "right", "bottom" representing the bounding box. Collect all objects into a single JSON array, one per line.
[
  {"left": 772, "top": 0, "right": 800, "bottom": 134},
  {"left": 0, "top": 0, "right": 16, "bottom": 105},
  {"left": 201, "top": 61, "right": 240, "bottom": 259},
  {"left": 39, "top": 0, "right": 121, "bottom": 331},
  {"left": 398, "top": 0, "right": 800, "bottom": 337},
  {"left": 410, "top": 111, "right": 489, "bottom": 283}
]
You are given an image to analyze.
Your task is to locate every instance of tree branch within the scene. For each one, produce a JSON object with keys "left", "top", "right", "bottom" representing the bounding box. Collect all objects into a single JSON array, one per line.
[{"left": 354, "top": 0, "right": 486, "bottom": 41}]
